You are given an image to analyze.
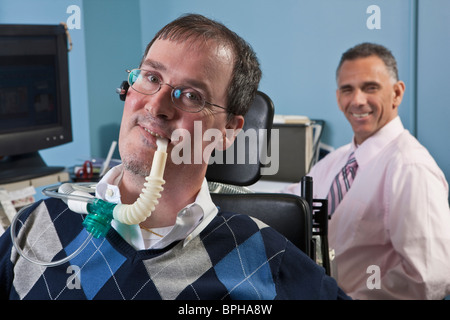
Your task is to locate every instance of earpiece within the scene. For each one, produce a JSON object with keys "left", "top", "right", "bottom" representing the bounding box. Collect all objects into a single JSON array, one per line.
[{"left": 116, "top": 81, "right": 129, "bottom": 101}]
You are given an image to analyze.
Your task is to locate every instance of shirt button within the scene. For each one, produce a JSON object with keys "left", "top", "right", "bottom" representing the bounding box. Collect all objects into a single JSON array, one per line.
[{"left": 106, "top": 188, "right": 114, "bottom": 197}]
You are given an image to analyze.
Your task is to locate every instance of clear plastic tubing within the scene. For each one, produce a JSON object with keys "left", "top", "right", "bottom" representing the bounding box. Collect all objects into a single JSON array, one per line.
[{"left": 10, "top": 203, "right": 94, "bottom": 267}]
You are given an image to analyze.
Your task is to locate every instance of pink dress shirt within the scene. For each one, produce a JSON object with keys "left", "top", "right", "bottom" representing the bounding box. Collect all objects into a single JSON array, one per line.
[{"left": 284, "top": 116, "right": 450, "bottom": 299}]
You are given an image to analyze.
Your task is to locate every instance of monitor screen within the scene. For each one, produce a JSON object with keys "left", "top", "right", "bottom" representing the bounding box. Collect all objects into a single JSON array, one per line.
[{"left": 0, "top": 24, "right": 72, "bottom": 184}]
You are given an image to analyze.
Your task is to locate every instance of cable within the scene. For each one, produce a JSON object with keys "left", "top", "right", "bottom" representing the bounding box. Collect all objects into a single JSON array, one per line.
[
  {"left": 42, "top": 183, "right": 96, "bottom": 207},
  {"left": 10, "top": 203, "right": 93, "bottom": 267}
]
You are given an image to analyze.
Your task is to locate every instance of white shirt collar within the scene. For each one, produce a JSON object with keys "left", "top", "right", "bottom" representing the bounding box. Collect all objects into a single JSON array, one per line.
[
  {"left": 352, "top": 116, "right": 404, "bottom": 168},
  {"left": 95, "top": 164, "right": 218, "bottom": 250}
]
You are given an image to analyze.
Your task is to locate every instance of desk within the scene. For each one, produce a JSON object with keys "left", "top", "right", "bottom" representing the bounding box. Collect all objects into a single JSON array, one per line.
[
  {"left": 0, "top": 170, "right": 69, "bottom": 193},
  {"left": 0, "top": 171, "right": 70, "bottom": 231}
]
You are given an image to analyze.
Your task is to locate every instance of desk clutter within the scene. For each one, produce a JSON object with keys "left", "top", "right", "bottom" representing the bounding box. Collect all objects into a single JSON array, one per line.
[
  {"left": 0, "top": 186, "right": 36, "bottom": 235},
  {"left": 70, "top": 158, "right": 121, "bottom": 182}
]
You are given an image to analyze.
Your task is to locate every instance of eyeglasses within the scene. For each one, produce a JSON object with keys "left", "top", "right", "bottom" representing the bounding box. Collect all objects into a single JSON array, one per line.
[{"left": 126, "top": 69, "right": 227, "bottom": 113}]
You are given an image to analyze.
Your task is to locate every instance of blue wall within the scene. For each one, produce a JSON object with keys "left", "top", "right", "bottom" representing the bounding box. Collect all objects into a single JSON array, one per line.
[
  {"left": 1, "top": 0, "right": 449, "bottom": 188},
  {"left": 416, "top": 0, "right": 450, "bottom": 189},
  {"left": 83, "top": 0, "right": 142, "bottom": 160}
]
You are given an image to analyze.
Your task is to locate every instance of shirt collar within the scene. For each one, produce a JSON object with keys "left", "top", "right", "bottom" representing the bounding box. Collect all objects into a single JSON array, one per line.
[
  {"left": 182, "top": 178, "right": 218, "bottom": 247},
  {"left": 95, "top": 165, "right": 218, "bottom": 250},
  {"left": 95, "top": 164, "right": 123, "bottom": 203},
  {"left": 352, "top": 116, "right": 404, "bottom": 168}
]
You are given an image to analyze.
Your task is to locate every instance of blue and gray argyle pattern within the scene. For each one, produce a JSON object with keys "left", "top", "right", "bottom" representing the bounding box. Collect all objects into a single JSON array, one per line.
[{"left": 0, "top": 198, "right": 347, "bottom": 300}]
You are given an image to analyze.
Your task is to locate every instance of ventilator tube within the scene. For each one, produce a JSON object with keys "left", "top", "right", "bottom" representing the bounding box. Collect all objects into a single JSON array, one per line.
[{"left": 112, "top": 137, "right": 168, "bottom": 225}]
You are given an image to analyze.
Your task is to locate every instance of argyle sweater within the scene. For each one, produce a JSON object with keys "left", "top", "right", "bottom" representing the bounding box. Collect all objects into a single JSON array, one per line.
[{"left": 0, "top": 198, "right": 348, "bottom": 300}]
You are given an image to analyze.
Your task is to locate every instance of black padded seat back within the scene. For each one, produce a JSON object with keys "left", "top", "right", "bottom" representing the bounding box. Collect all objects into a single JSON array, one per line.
[{"left": 211, "top": 192, "right": 311, "bottom": 255}]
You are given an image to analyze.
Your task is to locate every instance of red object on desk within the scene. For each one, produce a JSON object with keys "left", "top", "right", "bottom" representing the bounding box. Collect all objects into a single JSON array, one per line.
[{"left": 76, "top": 161, "right": 93, "bottom": 181}]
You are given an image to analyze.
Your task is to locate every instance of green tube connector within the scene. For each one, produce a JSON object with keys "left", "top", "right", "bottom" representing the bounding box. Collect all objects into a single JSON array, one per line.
[{"left": 82, "top": 198, "right": 117, "bottom": 238}]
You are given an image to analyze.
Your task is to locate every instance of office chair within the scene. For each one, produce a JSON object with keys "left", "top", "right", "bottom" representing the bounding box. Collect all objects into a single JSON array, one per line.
[
  {"left": 207, "top": 91, "right": 307, "bottom": 252},
  {"left": 206, "top": 91, "right": 274, "bottom": 187},
  {"left": 210, "top": 191, "right": 312, "bottom": 256},
  {"left": 301, "top": 176, "right": 331, "bottom": 275},
  {"left": 206, "top": 91, "right": 331, "bottom": 275}
]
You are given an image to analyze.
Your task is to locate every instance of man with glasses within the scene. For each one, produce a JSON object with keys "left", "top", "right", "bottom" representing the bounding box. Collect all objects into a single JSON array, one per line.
[{"left": 0, "top": 14, "right": 348, "bottom": 300}]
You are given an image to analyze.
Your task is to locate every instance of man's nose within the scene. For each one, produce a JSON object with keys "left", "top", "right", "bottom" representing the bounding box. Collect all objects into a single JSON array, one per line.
[
  {"left": 350, "top": 89, "right": 367, "bottom": 107},
  {"left": 144, "top": 85, "right": 176, "bottom": 119}
]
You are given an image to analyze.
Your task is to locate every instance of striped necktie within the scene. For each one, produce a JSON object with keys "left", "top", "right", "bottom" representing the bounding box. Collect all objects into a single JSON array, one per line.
[{"left": 327, "top": 152, "right": 358, "bottom": 216}]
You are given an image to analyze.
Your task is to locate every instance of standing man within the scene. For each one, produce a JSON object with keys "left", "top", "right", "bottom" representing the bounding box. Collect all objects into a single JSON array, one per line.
[{"left": 285, "top": 42, "right": 450, "bottom": 299}]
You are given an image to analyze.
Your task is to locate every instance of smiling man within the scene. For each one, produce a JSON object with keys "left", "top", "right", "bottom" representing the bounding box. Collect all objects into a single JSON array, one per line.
[
  {"left": 336, "top": 53, "right": 405, "bottom": 145},
  {"left": 284, "top": 43, "right": 450, "bottom": 299}
]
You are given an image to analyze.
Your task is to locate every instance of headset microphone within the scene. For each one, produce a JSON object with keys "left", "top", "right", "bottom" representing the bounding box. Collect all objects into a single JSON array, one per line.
[{"left": 116, "top": 81, "right": 129, "bottom": 101}]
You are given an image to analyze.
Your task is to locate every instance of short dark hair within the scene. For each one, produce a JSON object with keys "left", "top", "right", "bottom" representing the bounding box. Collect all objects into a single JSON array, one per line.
[
  {"left": 336, "top": 42, "right": 399, "bottom": 82},
  {"left": 141, "top": 13, "right": 262, "bottom": 116}
]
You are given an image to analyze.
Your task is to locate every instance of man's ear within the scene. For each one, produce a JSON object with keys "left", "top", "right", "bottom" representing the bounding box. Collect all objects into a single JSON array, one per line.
[
  {"left": 220, "top": 115, "right": 244, "bottom": 151},
  {"left": 393, "top": 80, "right": 405, "bottom": 109}
]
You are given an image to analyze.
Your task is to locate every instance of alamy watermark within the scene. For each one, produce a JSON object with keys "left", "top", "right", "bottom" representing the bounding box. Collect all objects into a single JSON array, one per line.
[
  {"left": 66, "top": 5, "right": 81, "bottom": 30},
  {"left": 366, "top": 265, "right": 381, "bottom": 290},
  {"left": 67, "top": 4, "right": 381, "bottom": 31},
  {"left": 169, "top": 121, "right": 279, "bottom": 176},
  {"left": 366, "top": 5, "right": 381, "bottom": 30},
  {"left": 66, "top": 265, "right": 81, "bottom": 289}
]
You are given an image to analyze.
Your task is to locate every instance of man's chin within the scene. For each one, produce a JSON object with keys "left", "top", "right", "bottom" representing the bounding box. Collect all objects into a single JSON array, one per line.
[{"left": 122, "top": 159, "right": 151, "bottom": 178}]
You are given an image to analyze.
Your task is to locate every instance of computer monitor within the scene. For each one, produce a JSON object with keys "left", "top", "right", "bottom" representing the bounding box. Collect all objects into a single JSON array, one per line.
[{"left": 0, "top": 24, "right": 72, "bottom": 184}]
